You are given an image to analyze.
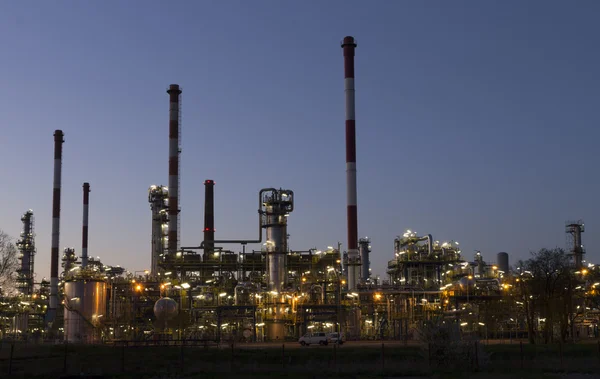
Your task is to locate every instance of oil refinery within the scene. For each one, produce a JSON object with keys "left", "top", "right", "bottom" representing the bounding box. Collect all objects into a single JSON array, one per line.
[{"left": 0, "top": 36, "right": 597, "bottom": 344}]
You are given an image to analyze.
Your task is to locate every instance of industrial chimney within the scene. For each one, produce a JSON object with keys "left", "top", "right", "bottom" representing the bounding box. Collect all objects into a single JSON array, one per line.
[
  {"left": 203, "top": 180, "right": 215, "bottom": 264},
  {"left": 341, "top": 36, "right": 361, "bottom": 291},
  {"left": 81, "top": 182, "right": 90, "bottom": 268},
  {"left": 167, "top": 84, "right": 182, "bottom": 257},
  {"left": 49, "top": 130, "right": 64, "bottom": 322}
]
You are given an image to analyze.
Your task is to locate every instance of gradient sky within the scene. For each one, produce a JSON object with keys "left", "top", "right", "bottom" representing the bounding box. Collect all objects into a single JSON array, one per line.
[{"left": 1, "top": 1, "right": 599, "bottom": 282}]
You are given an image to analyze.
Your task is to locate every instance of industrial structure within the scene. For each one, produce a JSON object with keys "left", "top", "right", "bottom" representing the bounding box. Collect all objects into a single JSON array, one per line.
[
  {"left": 566, "top": 220, "right": 585, "bottom": 268},
  {"left": 16, "top": 210, "right": 36, "bottom": 296},
  {"left": 0, "top": 36, "right": 598, "bottom": 344}
]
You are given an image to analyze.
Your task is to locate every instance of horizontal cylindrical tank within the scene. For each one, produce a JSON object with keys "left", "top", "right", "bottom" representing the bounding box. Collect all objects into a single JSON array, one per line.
[
  {"left": 64, "top": 279, "right": 107, "bottom": 343},
  {"left": 497, "top": 252, "right": 509, "bottom": 275}
]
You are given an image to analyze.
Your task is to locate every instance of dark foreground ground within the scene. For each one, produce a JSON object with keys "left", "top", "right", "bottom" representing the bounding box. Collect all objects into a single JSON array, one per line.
[{"left": 1, "top": 340, "right": 600, "bottom": 378}]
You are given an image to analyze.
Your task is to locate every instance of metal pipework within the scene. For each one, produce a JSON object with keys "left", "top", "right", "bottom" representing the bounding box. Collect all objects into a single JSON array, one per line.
[
  {"left": 422, "top": 234, "right": 433, "bottom": 256},
  {"left": 342, "top": 36, "right": 360, "bottom": 291},
  {"left": 167, "top": 84, "right": 182, "bottom": 257},
  {"left": 182, "top": 187, "right": 280, "bottom": 250},
  {"left": 262, "top": 188, "right": 294, "bottom": 292},
  {"left": 203, "top": 180, "right": 215, "bottom": 262},
  {"left": 49, "top": 129, "right": 64, "bottom": 322},
  {"left": 81, "top": 182, "right": 90, "bottom": 268}
]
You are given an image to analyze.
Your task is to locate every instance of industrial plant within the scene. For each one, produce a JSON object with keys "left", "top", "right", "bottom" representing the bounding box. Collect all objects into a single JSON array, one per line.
[{"left": 0, "top": 37, "right": 597, "bottom": 345}]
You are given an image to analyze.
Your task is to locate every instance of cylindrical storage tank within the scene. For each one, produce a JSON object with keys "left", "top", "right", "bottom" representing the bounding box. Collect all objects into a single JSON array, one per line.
[
  {"left": 64, "top": 279, "right": 107, "bottom": 343},
  {"left": 497, "top": 252, "right": 509, "bottom": 275}
]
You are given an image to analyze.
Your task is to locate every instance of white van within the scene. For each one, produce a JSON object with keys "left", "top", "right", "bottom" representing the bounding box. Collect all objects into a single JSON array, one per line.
[{"left": 298, "top": 332, "right": 329, "bottom": 346}]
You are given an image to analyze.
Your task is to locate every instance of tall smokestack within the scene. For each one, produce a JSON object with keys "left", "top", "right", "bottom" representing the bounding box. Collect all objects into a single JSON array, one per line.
[
  {"left": 342, "top": 36, "right": 360, "bottom": 291},
  {"left": 203, "top": 180, "right": 215, "bottom": 262},
  {"left": 167, "top": 84, "right": 182, "bottom": 257},
  {"left": 49, "top": 129, "right": 64, "bottom": 322},
  {"left": 81, "top": 182, "right": 90, "bottom": 268}
]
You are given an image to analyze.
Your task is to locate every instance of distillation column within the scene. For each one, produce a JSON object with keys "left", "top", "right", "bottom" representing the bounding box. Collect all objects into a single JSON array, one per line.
[
  {"left": 342, "top": 36, "right": 361, "bottom": 290},
  {"left": 359, "top": 237, "right": 371, "bottom": 281},
  {"left": 48, "top": 130, "right": 64, "bottom": 324},
  {"left": 566, "top": 221, "right": 585, "bottom": 268},
  {"left": 16, "top": 210, "right": 35, "bottom": 295},
  {"left": 167, "top": 84, "right": 182, "bottom": 258},
  {"left": 262, "top": 188, "right": 294, "bottom": 341},
  {"left": 149, "top": 185, "right": 169, "bottom": 275}
]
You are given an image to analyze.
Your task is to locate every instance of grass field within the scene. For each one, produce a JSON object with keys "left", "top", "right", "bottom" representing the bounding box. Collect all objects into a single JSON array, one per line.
[{"left": 1, "top": 341, "right": 600, "bottom": 378}]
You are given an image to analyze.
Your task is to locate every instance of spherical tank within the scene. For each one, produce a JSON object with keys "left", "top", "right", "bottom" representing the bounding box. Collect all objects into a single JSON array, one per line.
[
  {"left": 64, "top": 279, "right": 107, "bottom": 343},
  {"left": 153, "top": 297, "right": 178, "bottom": 322}
]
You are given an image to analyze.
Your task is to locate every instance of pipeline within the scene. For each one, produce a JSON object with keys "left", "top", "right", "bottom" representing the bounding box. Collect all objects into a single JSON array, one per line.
[{"left": 184, "top": 188, "right": 279, "bottom": 249}]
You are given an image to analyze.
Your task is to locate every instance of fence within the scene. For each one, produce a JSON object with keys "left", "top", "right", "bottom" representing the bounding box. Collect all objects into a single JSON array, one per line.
[{"left": 2, "top": 340, "right": 600, "bottom": 377}]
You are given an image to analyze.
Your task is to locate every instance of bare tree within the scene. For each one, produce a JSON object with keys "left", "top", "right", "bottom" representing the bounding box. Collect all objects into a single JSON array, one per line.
[
  {"left": 0, "top": 230, "right": 19, "bottom": 295},
  {"left": 519, "top": 248, "right": 576, "bottom": 344}
]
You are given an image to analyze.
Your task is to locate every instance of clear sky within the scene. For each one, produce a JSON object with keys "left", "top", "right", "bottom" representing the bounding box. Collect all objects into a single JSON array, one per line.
[{"left": 1, "top": 1, "right": 598, "bottom": 282}]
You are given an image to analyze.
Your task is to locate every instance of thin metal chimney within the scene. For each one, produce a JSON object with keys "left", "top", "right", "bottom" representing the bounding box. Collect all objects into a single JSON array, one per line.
[
  {"left": 342, "top": 36, "right": 361, "bottom": 291},
  {"left": 49, "top": 130, "right": 64, "bottom": 322},
  {"left": 167, "top": 84, "right": 182, "bottom": 257},
  {"left": 203, "top": 180, "right": 215, "bottom": 263},
  {"left": 81, "top": 182, "right": 90, "bottom": 268}
]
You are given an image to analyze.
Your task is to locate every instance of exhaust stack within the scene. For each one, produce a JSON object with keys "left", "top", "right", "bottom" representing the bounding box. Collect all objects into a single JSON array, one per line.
[
  {"left": 342, "top": 36, "right": 361, "bottom": 291},
  {"left": 167, "top": 84, "right": 182, "bottom": 257},
  {"left": 203, "top": 180, "right": 215, "bottom": 263},
  {"left": 49, "top": 130, "right": 64, "bottom": 322},
  {"left": 81, "top": 182, "right": 90, "bottom": 268}
]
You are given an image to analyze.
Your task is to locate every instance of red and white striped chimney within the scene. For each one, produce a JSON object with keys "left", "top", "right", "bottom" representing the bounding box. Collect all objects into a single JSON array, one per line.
[
  {"left": 81, "top": 182, "right": 90, "bottom": 268},
  {"left": 342, "top": 36, "right": 361, "bottom": 291},
  {"left": 167, "top": 84, "right": 182, "bottom": 256},
  {"left": 49, "top": 129, "right": 64, "bottom": 321}
]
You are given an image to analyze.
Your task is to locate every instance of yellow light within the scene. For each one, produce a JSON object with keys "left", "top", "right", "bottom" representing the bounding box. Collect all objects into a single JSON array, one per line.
[
  {"left": 374, "top": 293, "right": 382, "bottom": 300},
  {"left": 301, "top": 277, "right": 307, "bottom": 282},
  {"left": 160, "top": 284, "right": 165, "bottom": 289},
  {"left": 341, "top": 280, "right": 346, "bottom": 285},
  {"left": 492, "top": 266, "right": 498, "bottom": 270},
  {"left": 468, "top": 275, "right": 473, "bottom": 280},
  {"left": 582, "top": 269, "right": 589, "bottom": 275},
  {"left": 135, "top": 285, "right": 142, "bottom": 291},
  {"left": 336, "top": 259, "right": 341, "bottom": 264}
]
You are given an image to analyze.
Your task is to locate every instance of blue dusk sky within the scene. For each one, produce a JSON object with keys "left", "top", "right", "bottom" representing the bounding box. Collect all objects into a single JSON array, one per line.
[{"left": 0, "top": 1, "right": 598, "bottom": 281}]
